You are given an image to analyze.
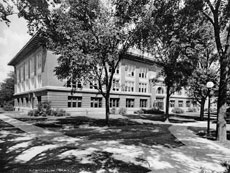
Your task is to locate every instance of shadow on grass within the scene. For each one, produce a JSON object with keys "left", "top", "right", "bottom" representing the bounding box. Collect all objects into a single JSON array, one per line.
[
  {"left": 1, "top": 116, "right": 186, "bottom": 172},
  {"left": 188, "top": 126, "right": 230, "bottom": 140},
  {"left": 15, "top": 116, "right": 184, "bottom": 148},
  {"left": 0, "top": 118, "right": 152, "bottom": 172}
]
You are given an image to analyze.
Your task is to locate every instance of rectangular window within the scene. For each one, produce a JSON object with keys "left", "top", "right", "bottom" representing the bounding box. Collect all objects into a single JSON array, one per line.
[
  {"left": 25, "top": 61, "right": 28, "bottom": 79},
  {"left": 112, "top": 79, "right": 120, "bottom": 91},
  {"left": 125, "top": 81, "right": 134, "bottom": 92},
  {"left": 110, "top": 98, "right": 120, "bottom": 107},
  {"left": 139, "top": 68, "right": 147, "bottom": 78},
  {"left": 91, "top": 97, "right": 102, "bottom": 108},
  {"left": 68, "top": 96, "right": 82, "bottom": 108},
  {"left": 34, "top": 55, "right": 37, "bottom": 75},
  {"left": 125, "top": 65, "right": 135, "bottom": 77},
  {"left": 28, "top": 59, "right": 30, "bottom": 78},
  {"left": 139, "top": 83, "right": 147, "bottom": 93},
  {"left": 38, "top": 75, "right": 42, "bottom": 88},
  {"left": 23, "top": 63, "right": 25, "bottom": 81},
  {"left": 90, "top": 81, "right": 98, "bottom": 89},
  {"left": 186, "top": 101, "right": 191, "bottom": 107},
  {"left": 170, "top": 100, "right": 175, "bottom": 107},
  {"left": 30, "top": 57, "right": 34, "bottom": 76},
  {"left": 178, "top": 100, "right": 183, "bottom": 107},
  {"left": 66, "top": 80, "right": 82, "bottom": 89},
  {"left": 140, "top": 99, "right": 147, "bottom": 107},
  {"left": 126, "top": 98, "right": 135, "bottom": 107},
  {"left": 37, "top": 52, "right": 42, "bottom": 70},
  {"left": 16, "top": 68, "right": 20, "bottom": 83}
]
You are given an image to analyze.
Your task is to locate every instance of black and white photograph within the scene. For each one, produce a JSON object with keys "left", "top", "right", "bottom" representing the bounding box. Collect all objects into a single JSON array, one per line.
[{"left": 0, "top": 0, "right": 230, "bottom": 172}]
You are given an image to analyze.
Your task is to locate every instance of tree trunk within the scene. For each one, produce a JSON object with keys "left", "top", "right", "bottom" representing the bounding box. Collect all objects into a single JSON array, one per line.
[
  {"left": 165, "top": 86, "right": 170, "bottom": 120},
  {"left": 105, "top": 94, "right": 110, "bottom": 126},
  {"left": 200, "top": 99, "right": 205, "bottom": 121},
  {"left": 216, "top": 55, "right": 228, "bottom": 142}
]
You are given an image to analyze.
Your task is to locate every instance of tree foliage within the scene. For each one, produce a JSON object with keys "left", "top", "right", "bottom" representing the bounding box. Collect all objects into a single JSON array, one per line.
[
  {"left": 187, "top": 23, "right": 219, "bottom": 120},
  {"left": 14, "top": 0, "right": 149, "bottom": 125},
  {"left": 135, "top": 0, "right": 199, "bottom": 116},
  {"left": 0, "top": 0, "right": 14, "bottom": 25},
  {"left": 181, "top": 0, "right": 230, "bottom": 142},
  {"left": 0, "top": 72, "right": 15, "bottom": 107}
]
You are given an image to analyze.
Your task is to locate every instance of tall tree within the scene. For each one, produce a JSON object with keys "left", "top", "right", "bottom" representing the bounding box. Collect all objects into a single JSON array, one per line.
[
  {"left": 188, "top": 24, "right": 219, "bottom": 121},
  {"left": 182, "top": 0, "right": 230, "bottom": 141},
  {"left": 135, "top": 0, "right": 198, "bottom": 118},
  {"left": 15, "top": 0, "right": 148, "bottom": 125},
  {"left": 0, "top": 72, "right": 15, "bottom": 107}
]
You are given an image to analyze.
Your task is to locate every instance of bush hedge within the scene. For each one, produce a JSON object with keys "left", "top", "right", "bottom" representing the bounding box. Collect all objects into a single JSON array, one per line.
[
  {"left": 28, "top": 101, "right": 70, "bottom": 117},
  {"left": 171, "top": 107, "right": 184, "bottom": 114}
]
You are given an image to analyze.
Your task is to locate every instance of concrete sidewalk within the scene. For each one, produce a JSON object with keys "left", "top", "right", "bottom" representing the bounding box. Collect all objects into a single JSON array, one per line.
[{"left": 1, "top": 113, "right": 230, "bottom": 172}]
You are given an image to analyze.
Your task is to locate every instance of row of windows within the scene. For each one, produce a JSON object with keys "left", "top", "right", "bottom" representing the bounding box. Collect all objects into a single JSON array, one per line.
[
  {"left": 125, "top": 65, "right": 148, "bottom": 78},
  {"left": 16, "top": 50, "right": 43, "bottom": 83},
  {"left": 170, "top": 100, "right": 191, "bottom": 108},
  {"left": 67, "top": 80, "right": 148, "bottom": 93},
  {"left": 156, "top": 87, "right": 188, "bottom": 96},
  {"left": 67, "top": 96, "right": 148, "bottom": 108}
]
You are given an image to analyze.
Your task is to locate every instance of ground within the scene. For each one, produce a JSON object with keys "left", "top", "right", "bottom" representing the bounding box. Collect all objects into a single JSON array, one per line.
[{"left": 0, "top": 111, "right": 230, "bottom": 173}]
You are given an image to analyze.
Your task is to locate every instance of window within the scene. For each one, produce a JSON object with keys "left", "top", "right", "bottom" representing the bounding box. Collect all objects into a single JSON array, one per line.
[
  {"left": 68, "top": 96, "right": 82, "bottom": 107},
  {"left": 37, "top": 52, "right": 42, "bottom": 70},
  {"left": 170, "top": 100, "right": 175, "bottom": 107},
  {"left": 34, "top": 55, "right": 37, "bottom": 75},
  {"left": 91, "top": 97, "right": 102, "bottom": 108},
  {"left": 178, "top": 100, "right": 183, "bottom": 107},
  {"left": 139, "top": 83, "right": 147, "bottom": 93},
  {"left": 109, "top": 65, "right": 119, "bottom": 74},
  {"left": 140, "top": 99, "right": 147, "bottom": 108},
  {"left": 38, "top": 75, "right": 42, "bottom": 88},
  {"left": 186, "top": 101, "right": 191, "bottom": 107},
  {"left": 139, "top": 68, "right": 147, "bottom": 78},
  {"left": 112, "top": 79, "right": 120, "bottom": 91},
  {"left": 110, "top": 98, "right": 120, "bottom": 107},
  {"left": 16, "top": 68, "right": 20, "bottom": 83},
  {"left": 157, "top": 87, "right": 164, "bottom": 94},
  {"left": 125, "top": 81, "right": 134, "bottom": 92},
  {"left": 126, "top": 99, "right": 134, "bottom": 107},
  {"left": 25, "top": 61, "right": 28, "bottom": 79},
  {"left": 20, "top": 66, "right": 24, "bottom": 82},
  {"left": 125, "top": 65, "right": 135, "bottom": 77},
  {"left": 90, "top": 81, "right": 98, "bottom": 89},
  {"left": 30, "top": 57, "right": 34, "bottom": 76},
  {"left": 67, "top": 80, "right": 82, "bottom": 89},
  {"left": 26, "top": 97, "right": 29, "bottom": 107}
]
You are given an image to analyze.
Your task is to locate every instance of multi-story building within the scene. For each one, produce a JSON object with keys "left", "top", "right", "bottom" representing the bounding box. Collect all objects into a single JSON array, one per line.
[{"left": 8, "top": 34, "right": 195, "bottom": 115}]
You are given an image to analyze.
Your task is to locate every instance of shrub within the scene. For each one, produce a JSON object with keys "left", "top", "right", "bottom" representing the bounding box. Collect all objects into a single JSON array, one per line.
[
  {"left": 171, "top": 107, "right": 184, "bottom": 114},
  {"left": 37, "top": 101, "right": 52, "bottom": 116},
  {"left": 28, "top": 101, "right": 70, "bottom": 117},
  {"left": 119, "top": 108, "right": 127, "bottom": 115},
  {"left": 142, "top": 108, "right": 164, "bottom": 114},
  {"left": 55, "top": 109, "right": 70, "bottom": 117},
  {"left": 110, "top": 107, "right": 116, "bottom": 114},
  {"left": 134, "top": 109, "right": 144, "bottom": 115},
  {"left": 187, "top": 107, "right": 197, "bottom": 112},
  {"left": 3, "top": 103, "right": 14, "bottom": 111}
]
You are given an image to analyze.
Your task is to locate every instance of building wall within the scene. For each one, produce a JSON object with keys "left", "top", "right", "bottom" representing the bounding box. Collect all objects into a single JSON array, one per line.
[{"left": 11, "top": 44, "right": 196, "bottom": 114}]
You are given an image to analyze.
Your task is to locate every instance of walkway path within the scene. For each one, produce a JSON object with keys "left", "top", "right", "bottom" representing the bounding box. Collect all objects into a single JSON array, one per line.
[{"left": 1, "top": 113, "right": 230, "bottom": 173}]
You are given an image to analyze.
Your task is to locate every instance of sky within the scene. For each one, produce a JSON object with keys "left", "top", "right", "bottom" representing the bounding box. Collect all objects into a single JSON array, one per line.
[{"left": 0, "top": 15, "right": 31, "bottom": 83}]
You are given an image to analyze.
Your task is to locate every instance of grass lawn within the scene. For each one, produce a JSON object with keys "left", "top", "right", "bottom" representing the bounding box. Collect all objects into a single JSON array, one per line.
[
  {"left": 0, "top": 116, "right": 184, "bottom": 173},
  {"left": 188, "top": 126, "right": 230, "bottom": 140}
]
